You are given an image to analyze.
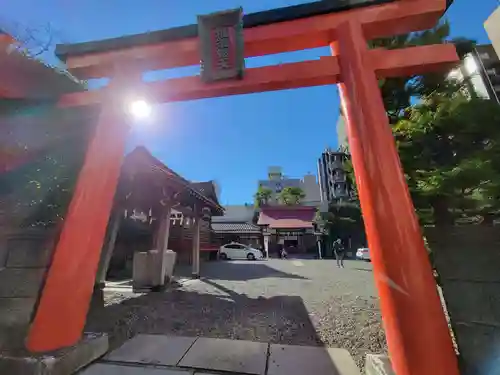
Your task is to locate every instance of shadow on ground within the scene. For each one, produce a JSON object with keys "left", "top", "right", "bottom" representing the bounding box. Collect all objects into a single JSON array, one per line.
[
  {"left": 86, "top": 279, "right": 323, "bottom": 352},
  {"left": 174, "top": 261, "right": 309, "bottom": 281}
]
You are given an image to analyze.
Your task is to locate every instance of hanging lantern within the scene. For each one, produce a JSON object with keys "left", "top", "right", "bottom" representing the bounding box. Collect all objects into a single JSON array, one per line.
[{"left": 201, "top": 207, "right": 211, "bottom": 221}]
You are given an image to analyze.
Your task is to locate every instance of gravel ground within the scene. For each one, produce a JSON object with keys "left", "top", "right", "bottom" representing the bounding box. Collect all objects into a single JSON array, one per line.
[{"left": 86, "top": 259, "right": 386, "bottom": 370}]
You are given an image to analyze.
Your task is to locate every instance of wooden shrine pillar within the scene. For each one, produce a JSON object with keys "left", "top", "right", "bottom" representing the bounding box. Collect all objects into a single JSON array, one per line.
[
  {"left": 95, "top": 212, "right": 122, "bottom": 287},
  {"left": 155, "top": 204, "right": 172, "bottom": 253},
  {"left": 331, "top": 21, "right": 459, "bottom": 375},
  {"left": 149, "top": 204, "right": 173, "bottom": 287},
  {"left": 192, "top": 210, "right": 201, "bottom": 279},
  {"left": 26, "top": 71, "right": 139, "bottom": 352}
]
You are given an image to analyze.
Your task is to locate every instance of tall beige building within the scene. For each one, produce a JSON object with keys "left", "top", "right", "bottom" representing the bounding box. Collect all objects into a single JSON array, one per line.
[{"left": 485, "top": 7, "right": 500, "bottom": 57}]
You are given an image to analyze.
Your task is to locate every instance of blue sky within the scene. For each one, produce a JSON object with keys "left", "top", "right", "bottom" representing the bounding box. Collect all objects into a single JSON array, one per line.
[{"left": 2, "top": 0, "right": 498, "bottom": 204}]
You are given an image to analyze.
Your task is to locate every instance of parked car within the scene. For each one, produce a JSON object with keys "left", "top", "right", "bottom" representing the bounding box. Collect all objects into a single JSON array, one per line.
[
  {"left": 356, "top": 247, "right": 371, "bottom": 261},
  {"left": 219, "top": 242, "right": 264, "bottom": 260}
]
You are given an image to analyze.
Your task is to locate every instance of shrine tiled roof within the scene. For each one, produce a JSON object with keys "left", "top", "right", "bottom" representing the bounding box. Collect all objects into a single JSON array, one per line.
[
  {"left": 191, "top": 181, "right": 220, "bottom": 206},
  {"left": 257, "top": 206, "right": 315, "bottom": 229},
  {"left": 122, "top": 147, "right": 224, "bottom": 214},
  {"left": 211, "top": 222, "right": 261, "bottom": 234}
]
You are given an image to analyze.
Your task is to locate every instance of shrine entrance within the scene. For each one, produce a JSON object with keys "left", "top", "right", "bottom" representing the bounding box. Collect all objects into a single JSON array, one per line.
[{"left": 17, "top": 1, "right": 459, "bottom": 374}]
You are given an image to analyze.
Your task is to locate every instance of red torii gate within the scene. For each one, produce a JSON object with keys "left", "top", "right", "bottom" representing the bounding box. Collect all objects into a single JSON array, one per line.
[{"left": 24, "top": 1, "right": 459, "bottom": 374}]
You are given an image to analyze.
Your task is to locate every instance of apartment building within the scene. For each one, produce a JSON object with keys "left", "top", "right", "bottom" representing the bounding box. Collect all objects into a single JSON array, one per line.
[{"left": 317, "top": 148, "right": 351, "bottom": 203}]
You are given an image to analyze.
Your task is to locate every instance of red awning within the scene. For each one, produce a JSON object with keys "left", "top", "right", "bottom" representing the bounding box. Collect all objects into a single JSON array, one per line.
[{"left": 258, "top": 206, "right": 315, "bottom": 229}]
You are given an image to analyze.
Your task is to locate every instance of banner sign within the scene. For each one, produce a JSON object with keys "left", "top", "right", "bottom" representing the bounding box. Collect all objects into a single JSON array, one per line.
[
  {"left": 198, "top": 8, "right": 245, "bottom": 82},
  {"left": 278, "top": 231, "right": 304, "bottom": 237}
]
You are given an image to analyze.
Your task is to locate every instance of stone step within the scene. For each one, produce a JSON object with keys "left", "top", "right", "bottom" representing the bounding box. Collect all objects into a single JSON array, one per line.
[{"left": 80, "top": 334, "right": 361, "bottom": 375}]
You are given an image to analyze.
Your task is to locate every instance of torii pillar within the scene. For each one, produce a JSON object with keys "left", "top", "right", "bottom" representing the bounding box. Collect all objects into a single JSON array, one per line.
[
  {"left": 332, "top": 20, "right": 458, "bottom": 375},
  {"left": 25, "top": 71, "right": 139, "bottom": 352},
  {"left": 20, "top": 2, "right": 460, "bottom": 375}
]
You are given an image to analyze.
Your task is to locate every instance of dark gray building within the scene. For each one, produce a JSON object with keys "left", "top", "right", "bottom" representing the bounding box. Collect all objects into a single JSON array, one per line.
[
  {"left": 451, "top": 43, "right": 500, "bottom": 103},
  {"left": 317, "top": 148, "right": 351, "bottom": 203},
  {"left": 474, "top": 44, "right": 500, "bottom": 103}
]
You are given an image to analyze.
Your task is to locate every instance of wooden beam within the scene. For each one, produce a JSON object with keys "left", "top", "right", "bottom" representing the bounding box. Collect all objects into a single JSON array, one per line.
[
  {"left": 369, "top": 43, "right": 458, "bottom": 77},
  {"left": 64, "top": 0, "right": 447, "bottom": 79},
  {"left": 58, "top": 44, "right": 457, "bottom": 108},
  {"left": 58, "top": 57, "right": 340, "bottom": 107}
]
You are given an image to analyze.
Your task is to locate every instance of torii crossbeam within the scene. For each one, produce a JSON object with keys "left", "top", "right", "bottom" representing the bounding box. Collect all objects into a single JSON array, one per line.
[{"left": 23, "top": 1, "right": 459, "bottom": 375}]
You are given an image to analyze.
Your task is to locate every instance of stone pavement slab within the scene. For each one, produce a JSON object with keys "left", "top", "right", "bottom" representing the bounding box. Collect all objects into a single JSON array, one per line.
[
  {"left": 104, "top": 335, "right": 197, "bottom": 366},
  {"left": 80, "top": 363, "right": 190, "bottom": 375},
  {"left": 0, "top": 332, "right": 108, "bottom": 375},
  {"left": 178, "top": 337, "right": 268, "bottom": 375},
  {"left": 268, "top": 344, "right": 360, "bottom": 375}
]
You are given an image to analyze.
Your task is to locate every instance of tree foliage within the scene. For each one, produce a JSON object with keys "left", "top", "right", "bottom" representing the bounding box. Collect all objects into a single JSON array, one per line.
[
  {"left": 277, "top": 186, "right": 306, "bottom": 205},
  {"left": 317, "top": 200, "right": 366, "bottom": 253},
  {"left": 370, "top": 20, "right": 466, "bottom": 124},
  {"left": 394, "top": 90, "right": 500, "bottom": 225},
  {"left": 367, "top": 20, "right": 500, "bottom": 226},
  {"left": 254, "top": 185, "right": 273, "bottom": 207},
  {"left": 0, "top": 104, "right": 94, "bottom": 228}
]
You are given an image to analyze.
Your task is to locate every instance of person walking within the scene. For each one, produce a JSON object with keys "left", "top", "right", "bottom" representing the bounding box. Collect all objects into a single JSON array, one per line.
[{"left": 334, "top": 239, "right": 345, "bottom": 268}]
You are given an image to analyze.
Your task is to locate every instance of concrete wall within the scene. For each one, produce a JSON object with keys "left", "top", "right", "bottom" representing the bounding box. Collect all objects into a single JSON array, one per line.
[
  {"left": 0, "top": 229, "right": 57, "bottom": 350},
  {"left": 426, "top": 226, "right": 500, "bottom": 375}
]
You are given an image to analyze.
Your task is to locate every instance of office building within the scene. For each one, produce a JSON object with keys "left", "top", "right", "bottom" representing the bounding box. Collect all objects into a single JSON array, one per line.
[{"left": 317, "top": 148, "right": 351, "bottom": 203}]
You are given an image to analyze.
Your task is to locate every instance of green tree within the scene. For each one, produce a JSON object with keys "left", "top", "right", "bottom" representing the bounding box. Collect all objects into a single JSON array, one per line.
[
  {"left": 343, "top": 21, "right": 462, "bottom": 197},
  {"left": 393, "top": 91, "right": 500, "bottom": 225},
  {"left": 319, "top": 201, "right": 365, "bottom": 254},
  {"left": 254, "top": 185, "right": 273, "bottom": 208},
  {"left": 277, "top": 186, "right": 306, "bottom": 205},
  {"left": 370, "top": 20, "right": 473, "bottom": 124},
  {"left": 0, "top": 104, "right": 93, "bottom": 228},
  {"left": 367, "top": 21, "right": 500, "bottom": 226}
]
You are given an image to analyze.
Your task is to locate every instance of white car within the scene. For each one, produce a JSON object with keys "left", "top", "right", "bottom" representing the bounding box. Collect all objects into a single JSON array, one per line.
[
  {"left": 219, "top": 243, "right": 263, "bottom": 260},
  {"left": 356, "top": 248, "right": 371, "bottom": 261}
]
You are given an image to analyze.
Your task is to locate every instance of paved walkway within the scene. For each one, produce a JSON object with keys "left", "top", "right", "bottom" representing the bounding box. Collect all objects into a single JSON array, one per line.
[
  {"left": 89, "top": 260, "right": 383, "bottom": 371},
  {"left": 80, "top": 334, "right": 360, "bottom": 375}
]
